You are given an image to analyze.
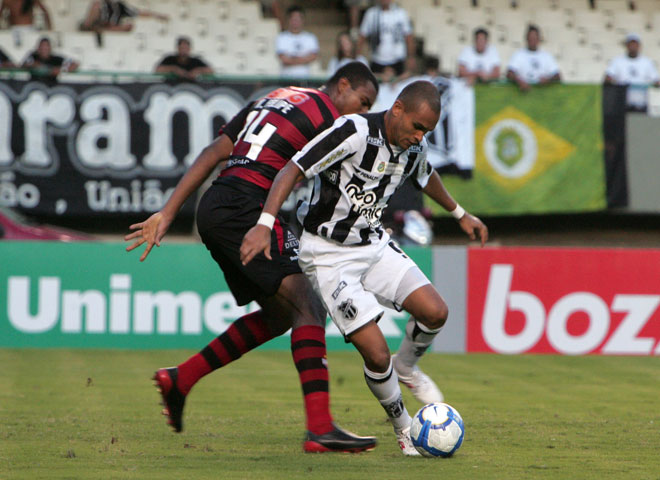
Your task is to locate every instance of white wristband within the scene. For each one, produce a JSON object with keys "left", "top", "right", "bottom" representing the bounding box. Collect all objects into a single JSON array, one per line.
[
  {"left": 257, "top": 212, "right": 276, "bottom": 230},
  {"left": 450, "top": 204, "right": 466, "bottom": 220}
]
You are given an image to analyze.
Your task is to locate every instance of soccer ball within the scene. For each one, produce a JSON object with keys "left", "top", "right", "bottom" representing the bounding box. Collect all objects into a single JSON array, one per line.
[{"left": 410, "top": 402, "right": 465, "bottom": 458}]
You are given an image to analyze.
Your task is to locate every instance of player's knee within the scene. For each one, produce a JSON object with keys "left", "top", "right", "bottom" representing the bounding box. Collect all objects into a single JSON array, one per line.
[
  {"left": 418, "top": 301, "right": 448, "bottom": 330},
  {"left": 364, "top": 350, "right": 392, "bottom": 373}
]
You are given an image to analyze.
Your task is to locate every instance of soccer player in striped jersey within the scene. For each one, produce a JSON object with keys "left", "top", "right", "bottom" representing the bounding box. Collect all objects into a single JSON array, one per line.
[
  {"left": 125, "top": 62, "right": 379, "bottom": 453},
  {"left": 241, "top": 80, "right": 488, "bottom": 455}
]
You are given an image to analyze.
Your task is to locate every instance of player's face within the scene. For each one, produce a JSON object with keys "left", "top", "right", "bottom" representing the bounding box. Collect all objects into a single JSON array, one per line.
[
  {"left": 334, "top": 80, "right": 377, "bottom": 115},
  {"left": 392, "top": 101, "right": 439, "bottom": 149}
]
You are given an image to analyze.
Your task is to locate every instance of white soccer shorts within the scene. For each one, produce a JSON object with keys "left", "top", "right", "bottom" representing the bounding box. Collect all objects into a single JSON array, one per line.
[{"left": 298, "top": 230, "right": 431, "bottom": 337}]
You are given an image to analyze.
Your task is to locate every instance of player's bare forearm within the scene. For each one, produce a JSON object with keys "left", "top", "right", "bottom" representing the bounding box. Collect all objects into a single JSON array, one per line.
[
  {"left": 422, "top": 171, "right": 458, "bottom": 212},
  {"left": 240, "top": 162, "right": 304, "bottom": 265},
  {"left": 125, "top": 134, "right": 234, "bottom": 260},
  {"left": 423, "top": 171, "right": 488, "bottom": 246}
]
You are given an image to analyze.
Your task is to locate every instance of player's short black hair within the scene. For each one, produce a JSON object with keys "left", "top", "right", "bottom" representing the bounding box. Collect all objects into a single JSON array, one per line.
[
  {"left": 177, "top": 36, "right": 191, "bottom": 47},
  {"left": 474, "top": 27, "right": 489, "bottom": 38},
  {"left": 327, "top": 61, "right": 379, "bottom": 95},
  {"left": 286, "top": 5, "right": 304, "bottom": 16},
  {"left": 396, "top": 80, "right": 441, "bottom": 115}
]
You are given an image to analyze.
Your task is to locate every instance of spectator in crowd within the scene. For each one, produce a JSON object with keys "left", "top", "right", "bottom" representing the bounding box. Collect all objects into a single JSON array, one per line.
[
  {"left": 507, "top": 24, "right": 560, "bottom": 92},
  {"left": 81, "top": 0, "right": 167, "bottom": 32},
  {"left": 155, "top": 37, "right": 213, "bottom": 82},
  {"left": 0, "top": 47, "right": 15, "bottom": 67},
  {"left": 21, "top": 37, "right": 78, "bottom": 83},
  {"left": 458, "top": 27, "right": 501, "bottom": 85},
  {"left": 604, "top": 33, "right": 659, "bottom": 111},
  {"left": 357, "top": 0, "right": 415, "bottom": 80},
  {"left": 327, "top": 31, "right": 368, "bottom": 75},
  {"left": 0, "top": 0, "right": 52, "bottom": 30},
  {"left": 275, "top": 6, "right": 319, "bottom": 78}
]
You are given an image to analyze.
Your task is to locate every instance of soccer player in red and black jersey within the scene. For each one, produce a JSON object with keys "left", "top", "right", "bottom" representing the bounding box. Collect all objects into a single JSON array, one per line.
[{"left": 125, "top": 62, "right": 379, "bottom": 453}]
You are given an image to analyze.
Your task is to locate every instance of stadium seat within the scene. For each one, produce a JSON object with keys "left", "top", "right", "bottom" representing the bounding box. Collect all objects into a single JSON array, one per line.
[{"left": 609, "top": 11, "right": 650, "bottom": 34}]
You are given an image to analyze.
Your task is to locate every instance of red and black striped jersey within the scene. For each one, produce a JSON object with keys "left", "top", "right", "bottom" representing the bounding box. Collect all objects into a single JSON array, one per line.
[{"left": 217, "top": 87, "right": 339, "bottom": 195}]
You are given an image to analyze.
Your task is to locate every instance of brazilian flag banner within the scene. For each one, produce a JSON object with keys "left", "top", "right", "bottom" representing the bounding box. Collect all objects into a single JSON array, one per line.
[{"left": 433, "top": 83, "right": 606, "bottom": 215}]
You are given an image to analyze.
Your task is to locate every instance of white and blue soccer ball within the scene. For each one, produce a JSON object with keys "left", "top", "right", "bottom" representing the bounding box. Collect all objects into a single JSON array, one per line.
[{"left": 410, "top": 402, "right": 465, "bottom": 458}]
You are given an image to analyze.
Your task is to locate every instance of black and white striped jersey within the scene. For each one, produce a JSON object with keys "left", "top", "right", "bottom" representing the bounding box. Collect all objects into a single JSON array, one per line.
[{"left": 292, "top": 111, "right": 433, "bottom": 246}]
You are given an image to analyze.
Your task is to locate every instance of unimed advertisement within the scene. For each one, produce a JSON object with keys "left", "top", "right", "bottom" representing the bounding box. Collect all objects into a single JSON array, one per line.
[
  {"left": 467, "top": 248, "right": 660, "bottom": 355},
  {"left": 0, "top": 242, "right": 432, "bottom": 351}
]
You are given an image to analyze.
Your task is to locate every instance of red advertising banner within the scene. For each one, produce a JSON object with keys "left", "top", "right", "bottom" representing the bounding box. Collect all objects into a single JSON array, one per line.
[{"left": 467, "top": 248, "right": 660, "bottom": 355}]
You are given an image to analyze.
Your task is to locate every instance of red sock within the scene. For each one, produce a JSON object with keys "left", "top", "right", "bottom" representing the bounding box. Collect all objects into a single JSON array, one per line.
[
  {"left": 291, "top": 325, "right": 334, "bottom": 435},
  {"left": 176, "top": 310, "right": 274, "bottom": 394}
]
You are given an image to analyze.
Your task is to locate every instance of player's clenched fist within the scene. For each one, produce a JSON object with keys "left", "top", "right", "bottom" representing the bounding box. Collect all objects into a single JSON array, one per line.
[{"left": 240, "top": 225, "right": 272, "bottom": 265}]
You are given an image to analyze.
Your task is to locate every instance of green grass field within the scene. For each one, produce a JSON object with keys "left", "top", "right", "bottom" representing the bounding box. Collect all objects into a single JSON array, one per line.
[{"left": 1, "top": 349, "right": 658, "bottom": 480}]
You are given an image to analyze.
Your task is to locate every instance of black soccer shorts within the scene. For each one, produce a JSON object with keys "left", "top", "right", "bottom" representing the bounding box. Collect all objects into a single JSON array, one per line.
[{"left": 196, "top": 182, "right": 302, "bottom": 306}]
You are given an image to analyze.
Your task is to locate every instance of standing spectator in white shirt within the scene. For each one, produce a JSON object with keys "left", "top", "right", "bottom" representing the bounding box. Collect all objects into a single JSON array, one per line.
[
  {"left": 605, "top": 33, "right": 659, "bottom": 87},
  {"left": 507, "top": 25, "right": 560, "bottom": 92},
  {"left": 458, "top": 28, "right": 501, "bottom": 85},
  {"left": 275, "top": 6, "right": 319, "bottom": 78},
  {"left": 605, "top": 33, "right": 659, "bottom": 110},
  {"left": 357, "top": 0, "right": 415, "bottom": 79}
]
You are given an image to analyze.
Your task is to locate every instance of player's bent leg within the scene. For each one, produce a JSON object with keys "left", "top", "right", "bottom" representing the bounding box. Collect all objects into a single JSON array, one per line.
[
  {"left": 349, "top": 322, "right": 418, "bottom": 456},
  {"left": 394, "top": 284, "right": 448, "bottom": 404},
  {"left": 268, "top": 274, "right": 377, "bottom": 453}
]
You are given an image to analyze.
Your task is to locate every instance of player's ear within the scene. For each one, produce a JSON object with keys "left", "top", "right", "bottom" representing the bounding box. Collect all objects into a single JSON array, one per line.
[
  {"left": 337, "top": 77, "right": 351, "bottom": 94},
  {"left": 391, "top": 99, "right": 404, "bottom": 116}
]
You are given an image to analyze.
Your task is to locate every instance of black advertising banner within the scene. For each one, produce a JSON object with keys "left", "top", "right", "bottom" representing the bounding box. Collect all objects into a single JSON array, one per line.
[{"left": 0, "top": 79, "right": 308, "bottom": 228}]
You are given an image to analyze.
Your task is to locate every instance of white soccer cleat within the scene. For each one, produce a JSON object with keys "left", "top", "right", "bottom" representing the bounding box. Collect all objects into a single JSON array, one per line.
[
  {"left": 394, "top": 358, "right": 444, "bottom": 405},
  {"left": 396, "top": 426, "right": 421, "bottom": 456}
]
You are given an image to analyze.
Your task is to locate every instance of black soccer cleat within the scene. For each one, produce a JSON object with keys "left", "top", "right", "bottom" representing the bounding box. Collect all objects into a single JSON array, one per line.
[
  {"left": 153, "top": 367, "right": 187, "bottom": 433},
  {"left": 303, "top": 423, "right": 377, "bottom": 453}
]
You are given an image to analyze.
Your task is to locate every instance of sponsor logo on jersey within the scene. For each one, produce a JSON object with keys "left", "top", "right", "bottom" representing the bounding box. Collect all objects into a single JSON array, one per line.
[
  {"left": 332, "top": 280, "right": 347, "bottom": 300},
  {"left": 317, "top": 148, "right": 347, "bottom": 171},
  {"left": 355, "top": 168, "right": 379, "bottom": 180},
  {"left": 226, "top": 157, "right": 253, "bottom": 168},
  {"left": 323, "top": 169, "right": 339, "bottom": 184},
  {"left": 408, "top": 144, "right": 423, "bottom": 153},
  {"left": 345, "top": 183, "right": 384, "bottom": 225},
  {"left": 367, "top": 136, "right": 385, "bottom": 147}
]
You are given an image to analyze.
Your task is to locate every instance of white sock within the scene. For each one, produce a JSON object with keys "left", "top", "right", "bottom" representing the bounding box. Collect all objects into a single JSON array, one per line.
[
  {"left": 364, "top": 360, "right": 412, "bottom": 432},
  {"left": 394, "top": 318, "right": 442, "bottom": 377}
]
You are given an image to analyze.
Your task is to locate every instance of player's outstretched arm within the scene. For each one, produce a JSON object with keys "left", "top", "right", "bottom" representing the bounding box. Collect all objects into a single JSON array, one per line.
[
  {"left": 125, "top": 134, "right": 234, "bottom": 261},
  {"left": 240, "top": 162, "right": 304, "bottom": 266},
  {"left": 422, "top": 171, "right": 489, "bottom": 246}
]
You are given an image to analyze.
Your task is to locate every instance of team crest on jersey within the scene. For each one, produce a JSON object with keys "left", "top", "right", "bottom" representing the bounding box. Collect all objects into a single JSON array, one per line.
[
  {"left": 367, "top": 136, "right": 384, "bottom": 147},
  {"left": 408, "top": 144, "right": 423, "bottom": 153},
  {"left": 377, "top": 161, "right": 386, "bottom": 172},
  {"left": 338, "top": 299, "right": 358, "bottom": 320}
]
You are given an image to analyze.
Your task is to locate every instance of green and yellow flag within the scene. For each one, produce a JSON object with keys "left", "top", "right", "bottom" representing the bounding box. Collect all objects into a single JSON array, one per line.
[{"left": 432, "top": 84, "right": 606, "bottom": 215}]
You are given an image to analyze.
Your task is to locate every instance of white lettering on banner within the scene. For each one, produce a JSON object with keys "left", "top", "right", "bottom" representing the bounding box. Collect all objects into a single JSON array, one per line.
[
  {"left": 0, "top": 172, "right": 40, "bottom": 208},
  {"left": 18, "top": 90, "right": 75, "bottom": 169},
  {"left": 77, "top": 94, "right": 136, "bottom": 170},
  {"left": 8, "top": 277, "right": 60, "bottom": 333},
  {"left": 5, "top": 275, "right": 405, "bottom": 338},
  {"left": 143, "top": 91, "right": 243, "bottom": 170},
  {"left": 482, "top": 264, "right": 660, "bottom": 355},
  {"left": 85, "top": 179, "right": 174, "bottom": 212}
]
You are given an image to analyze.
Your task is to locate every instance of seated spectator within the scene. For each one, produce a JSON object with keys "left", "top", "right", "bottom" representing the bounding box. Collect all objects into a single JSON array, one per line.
[
  {"left": 458, "top": 28, "right": 501, "bottom": 85},
  {"left": 327, "top": 31, "right": 368, "bottom": 75},
  {"left": 357, "top": 0, "right": 415, "bottom": 80},
  {"left": 81, "top": 0, "right": 167, "bottom": 32},
  {"left": 507, "top": 24, "right": 560, "bottom": 92},
  {"left": 21, "top": 37, "right": 78, "bottom": 83},
  {"left": 155, "top": 37, "right": 213, "bottom": 82},
  {"left": 0, "top": 47, "right": 15, "bottom": 67},
  {"left": 0, "top": 0, "right": 52, "bottom": 30},
  {"left": 275, "top": 6, "right": 319, "bottom": 78},
  {"left": 605, "top": 33, "right": 659, "bottom": 111}
]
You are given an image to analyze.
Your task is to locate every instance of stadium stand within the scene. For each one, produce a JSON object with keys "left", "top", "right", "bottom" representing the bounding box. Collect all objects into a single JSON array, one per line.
[{"left": 0, "top": 0, "right": 658, "bottom": 81}]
